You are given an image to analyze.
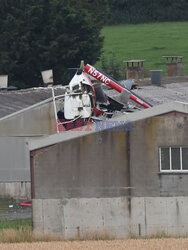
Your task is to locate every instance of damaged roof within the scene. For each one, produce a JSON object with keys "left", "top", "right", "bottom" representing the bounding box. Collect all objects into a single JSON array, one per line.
[
  {"left": 105, "top": 82, "right": 188, "bottom": 107},
  {"left": 0, "top": 81, "right": 188, "bottom": 118}
]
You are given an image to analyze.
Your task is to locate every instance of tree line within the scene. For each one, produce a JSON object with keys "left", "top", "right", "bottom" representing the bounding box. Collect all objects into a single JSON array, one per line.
[
  {"left": 0, "top": 0, "right": 187, "bottom": 88},
  {"left": 106, "top": 0, "right": 188, "bottom": 25}
]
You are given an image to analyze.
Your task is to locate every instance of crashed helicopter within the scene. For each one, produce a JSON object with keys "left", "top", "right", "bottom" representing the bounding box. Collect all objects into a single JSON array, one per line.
[{"left": 53, "top": 64, "right": 152, "bottom": 131}]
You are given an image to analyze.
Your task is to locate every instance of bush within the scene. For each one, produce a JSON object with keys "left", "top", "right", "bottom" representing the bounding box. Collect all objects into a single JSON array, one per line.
[{"left": 101, "top": 53, "right": 125, "bottom": 80}]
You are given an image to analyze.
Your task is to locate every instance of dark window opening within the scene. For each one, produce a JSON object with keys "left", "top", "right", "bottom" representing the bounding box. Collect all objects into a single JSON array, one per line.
[
  {"left": 161, "top": 147, "right": 170, "bottom": 170},
  {"left": 159, "top": 146, "right": 188, "bottom": 172},
  {"left": 182, "top": 148, "right": 188, "bottom": 170},
  {"left": 171, "top": 148, "right": 181, "bottom": 170}
]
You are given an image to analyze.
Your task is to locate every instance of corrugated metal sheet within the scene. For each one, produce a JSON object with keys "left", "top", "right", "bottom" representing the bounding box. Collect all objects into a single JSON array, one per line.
[
  {"left": 0, "top": 87, "right": 65, "bottom": 118},
  {"left": 0, "top": 137, "right": 30, "bottom": 181}
]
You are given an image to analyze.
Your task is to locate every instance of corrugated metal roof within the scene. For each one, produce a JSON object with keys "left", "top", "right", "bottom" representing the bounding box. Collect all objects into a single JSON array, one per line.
[{"left": 0, "top": 87, "right": 65, "bottom": 118}]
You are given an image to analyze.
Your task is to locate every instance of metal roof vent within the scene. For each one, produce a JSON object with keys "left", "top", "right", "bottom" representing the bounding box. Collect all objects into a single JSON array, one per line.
[
  {"left": 0, "top": 75, "right": 8, "bottom": 89},
  {"left": 41, "top": 69, "right": 54, "bottom": 87}
]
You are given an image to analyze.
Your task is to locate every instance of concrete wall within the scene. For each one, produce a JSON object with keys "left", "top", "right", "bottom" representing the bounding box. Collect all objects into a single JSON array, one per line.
[
  {"left": 33, "top": 196, "right": 188, "bottom": 238},
  {"left": 32, "top": 130, "right": 130, "bottom": 199},
  {"left": 130, "top": 115, "right": 188, "bottom": 197},
  {"left": 33, "top": 197, "right": 129, "bottom": 238},
  {"left": 0, "top": 182, "right": 31, "bottom": 199},
  {"left": 32, "top": 114, "right": 188, "bottom": 237}
]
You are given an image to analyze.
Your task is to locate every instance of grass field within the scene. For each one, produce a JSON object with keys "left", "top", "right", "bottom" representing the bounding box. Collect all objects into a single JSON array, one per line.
[
  {"left": 0, "top": 219, "right": 31, "bottom": 231},
  {"left": 98, "top": 22, "right": 188, "bottom": 76},
  {"left": 0, "top": 238, "right": 188, "bottom": 250},
  {"left": 0, "top": 221, "right": 188, "bottom": 249}
]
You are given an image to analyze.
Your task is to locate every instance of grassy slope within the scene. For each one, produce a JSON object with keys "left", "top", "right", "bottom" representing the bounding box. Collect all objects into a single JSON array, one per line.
[{"left": 98, "top": 22, "right": 188, "bottom": 76}]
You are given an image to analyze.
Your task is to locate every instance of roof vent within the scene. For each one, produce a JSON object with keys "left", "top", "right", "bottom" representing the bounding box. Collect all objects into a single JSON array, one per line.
[
  {"left": 41, "top": 69, "right": 53, "bottom": 87},
  {"left": 0, "top": 75, "right": 8, "bottom": 89}
]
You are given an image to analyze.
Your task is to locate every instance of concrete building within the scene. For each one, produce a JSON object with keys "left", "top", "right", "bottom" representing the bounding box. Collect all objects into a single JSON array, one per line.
[{"left": 29, "top": 101, "right": 188, "bottom": 238}]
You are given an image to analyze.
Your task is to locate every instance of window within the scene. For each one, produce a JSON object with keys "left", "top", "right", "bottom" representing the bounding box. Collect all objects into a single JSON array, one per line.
[{"left": 159, "top": 146, "right": 188, "bottom": 172}]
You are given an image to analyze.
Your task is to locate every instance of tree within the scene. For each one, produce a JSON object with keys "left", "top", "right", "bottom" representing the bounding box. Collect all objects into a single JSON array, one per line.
[
  {"left": 74, "top": 0, "right": 109, "bottom": 27},
  {"left": 0, "top": 0, "right": 105, "bottom": 88}
]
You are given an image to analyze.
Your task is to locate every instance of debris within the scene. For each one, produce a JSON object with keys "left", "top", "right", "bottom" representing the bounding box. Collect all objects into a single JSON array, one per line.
[{"left": 20, "top": 200, "right": 32, "bottom": 207}]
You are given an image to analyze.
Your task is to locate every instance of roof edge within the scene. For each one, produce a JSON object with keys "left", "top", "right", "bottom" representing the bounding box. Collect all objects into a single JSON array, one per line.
[{"left": 28, "top": 101, "right": 188, "bottom": 151}]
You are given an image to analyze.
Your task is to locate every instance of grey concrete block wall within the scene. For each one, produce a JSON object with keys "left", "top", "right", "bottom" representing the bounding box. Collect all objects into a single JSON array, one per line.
[
  {"left": 33, "top": 197, "right": 130, "bottom": 238},
  {"left": 33, "top": 197, "right": 188, "bottom": 238},
  {"left": 130, "top": 197, "right": 188, "bottom": 237}
]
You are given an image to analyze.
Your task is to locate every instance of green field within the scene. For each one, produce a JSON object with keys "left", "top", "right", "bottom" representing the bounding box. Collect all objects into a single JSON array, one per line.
[
  {"left": 98, "top": 22, "right": 188, "bottom": 76},
  {"left": 0, "top": 219, "right": 31, "bottom": 230}
]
